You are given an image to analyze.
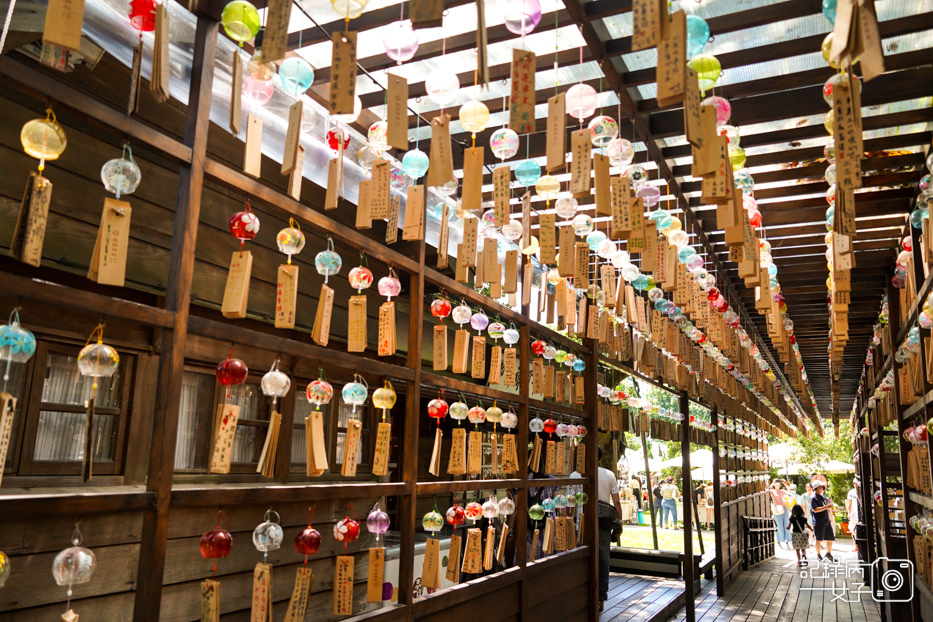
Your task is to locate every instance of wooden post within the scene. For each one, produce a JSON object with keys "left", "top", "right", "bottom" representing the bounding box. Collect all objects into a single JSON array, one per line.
[
  {"left": 584, "top": 336, "right": 599, "bottom": 620},
  {"left": 133, "top": 15, "right": 217, "bottom": 620},
  {"left": 641, "top": 430, "right": 659, "bottom": 550},
  {"left": 693, "top": 494, "right": 705, "bottom": 555},
  {"left": 398, "top": 235, "right": 426, "bottom": 606},
  {"left": 712, "top": 409, "right": 725, "bottom": 597},
  {"left": 680, "top": 391, "right": 695, "bottom": 622}
]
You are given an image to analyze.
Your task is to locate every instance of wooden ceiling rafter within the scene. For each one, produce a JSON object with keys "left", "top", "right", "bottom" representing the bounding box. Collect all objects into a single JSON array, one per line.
[{"left": 562, "top": 0, "right": 813, "bottom": 433}]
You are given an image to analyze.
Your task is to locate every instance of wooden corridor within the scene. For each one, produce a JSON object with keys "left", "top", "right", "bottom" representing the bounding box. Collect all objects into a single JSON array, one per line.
[{"left": 603, "top": 541, "right": 883, "bottom": 622}]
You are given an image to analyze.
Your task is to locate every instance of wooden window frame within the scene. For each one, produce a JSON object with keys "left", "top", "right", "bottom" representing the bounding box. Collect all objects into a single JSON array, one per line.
[{"left": 10, "top": 341, "right": 135, "bottom": 477}]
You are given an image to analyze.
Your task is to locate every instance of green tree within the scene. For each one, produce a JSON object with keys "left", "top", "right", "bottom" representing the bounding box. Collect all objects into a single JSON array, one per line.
[{"left": 787, "top": 419, "right": 855, "bottom": 507}]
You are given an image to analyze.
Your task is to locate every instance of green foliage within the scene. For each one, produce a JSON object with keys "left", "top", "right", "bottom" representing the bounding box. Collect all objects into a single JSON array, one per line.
[{"left": 786, "top": 419, "right": 855, "bottom": 503}]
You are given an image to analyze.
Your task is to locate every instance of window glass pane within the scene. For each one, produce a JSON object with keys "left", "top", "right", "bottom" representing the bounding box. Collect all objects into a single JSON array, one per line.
[
  {"left": 33, "top": 411, "right": 115, "bottom": 462},
  {"left": 335, "top": 432, "right": 364, "bottom": 465},
  {"left": 174, "top": 372, "right": 211, "bottom": 470},
  {"left": 42, "top": 353, "right": 122, "bottom": 408},
  {"left": 2, "top": 361, "right": 28, "bottom": 469},
  {"left": 232, "top": 425, "right": 264, "bottom": 463},
  {"left": 291, "top": 397, "right": 315, "bottom": 467},
  {"left": 225, "top": 383, "right": 264, "bottom": 421}
]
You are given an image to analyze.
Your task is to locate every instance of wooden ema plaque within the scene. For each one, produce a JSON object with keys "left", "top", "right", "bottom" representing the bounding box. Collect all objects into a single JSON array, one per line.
[
  {"left": 0, "top": 394, "right": 16, "bottom": 487},
  {"left": 504, "top": 250, "right": 519, "bottom": 293},
  {"left": 452, "top": 329, "right": 470, "bottom": 374},
  {"left": 282, "top": 101, "right": 302, "bottom": 175},
  {"left": 461, "top": 216, "right": 479, "bottom": 267},
  {"left": 504, "top": 348, "right": 517, "bottom": 388},
  {"left": 497, "top": 524, "right": 510, "bottom": 564},
  {"left": 427, "top": 114, "right": 454, "bottom": 187},
  {"left": 312, "top": 284, "right": 335, "bottom": 346},
  {"left": 284, "top": 567, "right": 313, "bottom": 622},
  {"left": 656, "top": 10, "right": 686, "bottom": 107},
  {"left": 328, "top": 31, "right": 358, "bottom": 115},
  {"left": 250, "top": 562, "right": 273, "bottom": 622},
  {"left": 332, "top": 556, "right": 354, "bottom": 616},
  {"left": 489, "top": 345, "right": 502, "bottom": 384},
  {"left": 483, "top": 525, "right": 496, "bottom": 570},
  {"left": 532, "top": 358, "right": 544, "bottom": 394},
  {"left": 574, "top": 242, "right": 590, "bottom": 290},
  {"left": 539, "top": 213, "right": 556, "bottom": 264},
  {"left": 243, "top": 114, "right": 262, "bottom": 178},
  {"left": 387, "top": 74, "right": 408, "bottom": 150},
  {"left": 544, "top": 440, "right": 556, "bottom": 474},
  {"left": 10, "top": 173, "right": 52, "bottom": 267},
  {"left": 529, "top": 528, "right": 540, "bottom": 562},
  {"left": 462, "top": 146, "right": 485, "bottom": 213},
  {"left": 555, "top": 516, "right": 570, "bottom": 551},
  {"left": 467, "top": 430, "right": 483, "bottom": 474},
  {"left": 493, "top": 166, "right": 510, "bottom": 227},
  {"left": 341, "top": 419, "right": 362, "bottom": 476},
  {"left": 543, "top": 517, "right": 555, "bottom": 554},
  {"left": 305, "top": 410, "right": 328, "bottom": 476},
  {"left": 570, "top": 129, "right": 591, "bottom": 198},
  {"left": 575, "top": 376, "right": 585, "bottom": 405},
  {"left": 347, "top": 295, "right": 367, "bottom": 353},
  {"left": 461, "top": 528, "right": 483, "bottom": 574},
  {"left": 547, "top": 92, "right": 566, "bottom": 172},
  {"left": 594, "top": 154, "right": 612, "bottom": 215},
  {"left": 632, "top": 0, "right": 665, "bottom": 51},
  {"left": 386, "top": 196, "right": 400, "bottom": 244},
  {"left": 372, "top": 421, "right": 391, "bottom": 476},
  {"left": 288, "top": 147, "right": 304, "bottom": 201},
  {"left": 222, "top": 251, "right": 252, "bottom": 319},
  {"left": 421, "top": 538, "right": 442, "bottom": 589},
  {"left": 543, "top": 364, "right": 555, "bottom": 398},
  {"left": 403, "top": 185, "right": 424, "bottom": 241},
  {"left": 378, "top": 301, "right": 396, "bottom": 357},
  {"left": 502, "top": 433, "right": 518, "bottom": 473},
  {"left": 42, "top": 0, "right": 85, "bottom": 51},
  {"left": 87, "top": 199, "right": 131, "bottom": 287},
  {"left": 201, "top": 579, "right": 221, "bottom": 622},
  {"left": 448, "top": 427, "right": 466, "bottom": 475},
  {"left": 428, "top": 427, "right": 443, "bottom": 476},
  {"left": 529, "top": 435, "right": 543, "bottom": 472},
  {"left": 558, "top": 225, "right": 574, "bottom": 276},
  {"left": 256, "top": 411, "right": 281, "bottom": 477},
  {"left": 555, "top": 439, "right": 566, "bottom": 474},
  {"left": 275, "top": 265, "right": 298, "bottom": 329},
  {"left": 509, "top": 48, "right": 536, "bottom": 134},
  {"left": 433, "top": 324, "right": 448, "bottom": 371},
  {"left": 367, "top": 548, "right": 385, "bottom": 602},
  {"left": 611, "top": 176, "right": 632, "bottom": 239},
  {"left": 446, "top": 533, "right": 462, "bottom": 583},
  {"left": 470, "top": 336, "right": 486, "bottom": 379},
  {"left": 575, "top": 443, "right": 585, "bottom": 475},
  {"left": 209, "top": 404, "right": 239, "bottom": 474}
]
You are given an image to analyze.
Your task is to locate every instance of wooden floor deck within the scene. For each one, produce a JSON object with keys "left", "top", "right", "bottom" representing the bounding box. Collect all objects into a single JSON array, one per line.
[{"left": 603, "top": 540, "right": 882, "bottom": 622}]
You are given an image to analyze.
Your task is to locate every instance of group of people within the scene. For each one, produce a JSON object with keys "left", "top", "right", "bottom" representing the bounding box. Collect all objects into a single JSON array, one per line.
[
  {"left": 770, "top": 475, "right": 863, "bottom": 567},
  {"left": 620, "top": 473, "right": 716, "bottom": 530}
]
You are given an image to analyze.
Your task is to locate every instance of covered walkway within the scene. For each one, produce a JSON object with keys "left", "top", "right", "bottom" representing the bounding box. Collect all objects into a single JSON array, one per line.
[{"left": 602, "top": 539, "right": 882, "bottom": 622}]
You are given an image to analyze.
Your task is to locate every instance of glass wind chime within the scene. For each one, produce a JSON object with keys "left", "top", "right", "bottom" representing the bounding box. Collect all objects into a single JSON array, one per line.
[
  {"left": 0, "top": 310, "right": 36, "bottom": 489},
  {"left": 199, "top": 511, "right": 233, "bottom": 619},
  {"left": 76, "top": 325, "right": 119, "bottom": 481},
  {"left": 52, "top": 524, "right": 97, "bottom": 622},
  {"left": 305, "top": 371, "right": 333, "bottom": 476}
]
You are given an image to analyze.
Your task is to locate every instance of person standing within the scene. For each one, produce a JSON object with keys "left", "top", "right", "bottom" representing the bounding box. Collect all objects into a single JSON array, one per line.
[
  {"left": 847, "top": 478, "right": 866, "bottom": 561},
  {"left": 704, "top": 482, "right": 715, "bottom": 530},
  {"left": 652, "top": 475, "right": 663, "bottom": 527},
  {"left": 597, "top": 447, "right": 623, "bottom": 612},
  {"left": 631, "top": 474, "right": 642, "bottom": 510},
  {"left": 788, "top": 504, "right": 812, "bottom": 567},
  {"left": 661, "top": 477, "right": 680, "bottom": 529},
  {"left": 798, "top": 483, "right": 816, "bottom": 544},
  {"left": 770, "top": 480, "right": 792, "bottom": 549},
  {"left": 811, "top": 481, "right": 836, "bottom": 561}
]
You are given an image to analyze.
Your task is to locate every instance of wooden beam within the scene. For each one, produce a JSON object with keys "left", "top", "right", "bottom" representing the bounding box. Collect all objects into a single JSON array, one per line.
[
  {"left": 133, "top": 15, "right": 217, "bottom": 621},
  {"left": 622, "top": 12, "right": 933, "bottom": 87}
]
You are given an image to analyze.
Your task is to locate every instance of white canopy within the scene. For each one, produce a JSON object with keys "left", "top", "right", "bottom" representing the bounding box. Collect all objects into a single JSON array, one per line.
[{"left": 783, "top": 460, "right": 855, "bottom": 475}]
